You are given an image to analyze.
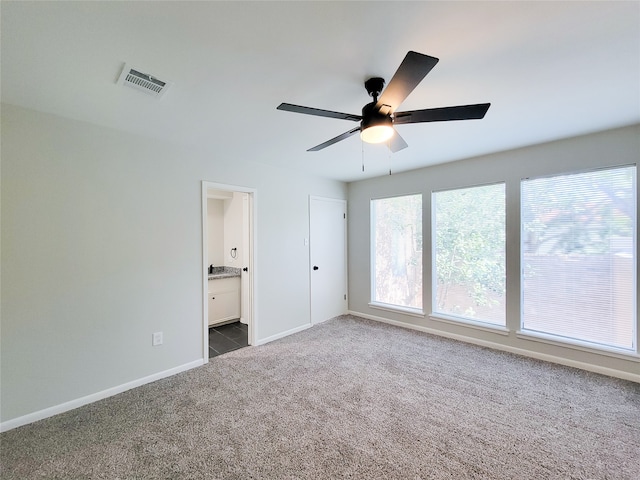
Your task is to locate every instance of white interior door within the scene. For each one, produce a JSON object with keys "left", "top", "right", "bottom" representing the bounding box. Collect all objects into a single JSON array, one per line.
[{"left": 309, "top": 196, "right": 347, "bottom": 324}]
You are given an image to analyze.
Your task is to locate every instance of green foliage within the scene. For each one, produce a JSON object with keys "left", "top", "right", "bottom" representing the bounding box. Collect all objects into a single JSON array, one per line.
[{"left": 434, "top": 184, "right": 506, "bottom": 314}]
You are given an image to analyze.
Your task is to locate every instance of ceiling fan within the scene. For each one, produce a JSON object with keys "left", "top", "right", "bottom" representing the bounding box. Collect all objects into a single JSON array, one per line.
[{"left": 277, "top": 51, "right": 490, "bottom": 153}]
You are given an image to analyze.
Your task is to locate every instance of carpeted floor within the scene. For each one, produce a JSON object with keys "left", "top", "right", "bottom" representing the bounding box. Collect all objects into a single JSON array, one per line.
[{"left": 2, "top": 315, "right": 639, "bottom": 479}]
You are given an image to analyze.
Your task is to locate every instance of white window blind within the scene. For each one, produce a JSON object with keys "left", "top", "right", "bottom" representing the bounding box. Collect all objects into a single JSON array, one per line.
[
  {"left": 371, "top": 194, "right": 422, "bottom": 310},
  {"left": 521, "top": 166, "right": 637, "bottom": 351},
  {"left": 432, "top": 183, "right": 506, "bottom": 326}
]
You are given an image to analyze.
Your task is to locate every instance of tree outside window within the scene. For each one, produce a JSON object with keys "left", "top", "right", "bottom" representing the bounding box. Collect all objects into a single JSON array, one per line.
[
  {"left": 371, "top": 194, "right": 422, "bottom": 310},
  {"left": 433, "top": 183, "right": 506, "bottom": 325}
]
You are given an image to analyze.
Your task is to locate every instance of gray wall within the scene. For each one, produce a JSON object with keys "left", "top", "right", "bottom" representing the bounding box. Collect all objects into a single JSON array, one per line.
[
  {"left": 347, "top": 124, "right": 639, "bottom": 380},
  {"left": 2, "top": 103, "right": 637, "bottom": 426},
  {"left": 1, "top": 104, "right": 346, "bottom": 423}
]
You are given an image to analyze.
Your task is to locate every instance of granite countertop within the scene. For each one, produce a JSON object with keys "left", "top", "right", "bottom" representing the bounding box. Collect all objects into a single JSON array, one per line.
[{"left": 208, "top": 266, "right": 241, "bottom": 280}]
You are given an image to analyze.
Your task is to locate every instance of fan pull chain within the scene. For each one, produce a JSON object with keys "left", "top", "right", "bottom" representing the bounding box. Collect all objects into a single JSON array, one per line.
[{"left": 361, "top": 139, "right": 365, "bottom": 172}]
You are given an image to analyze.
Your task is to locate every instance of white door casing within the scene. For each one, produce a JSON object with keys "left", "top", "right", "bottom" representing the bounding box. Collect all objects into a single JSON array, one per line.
[
  {"left": 202, "top": 181, "right": 256, "bottom": 363},
  {"left": 309, "top": 196, "right": 347, "bottom": 324},
  {"left": 241, "top": 193, "right": 250, "bottom": 325}
]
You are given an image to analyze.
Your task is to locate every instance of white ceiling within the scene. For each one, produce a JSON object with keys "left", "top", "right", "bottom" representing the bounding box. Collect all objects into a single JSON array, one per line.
[{"left": 2, "top": 1, "right": 639, "bottom": 182}]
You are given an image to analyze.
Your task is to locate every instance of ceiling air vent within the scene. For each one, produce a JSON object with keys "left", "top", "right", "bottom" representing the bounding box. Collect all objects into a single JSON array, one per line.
[{"left": 117, "top": 63, "right": 171, "bottom": 99}]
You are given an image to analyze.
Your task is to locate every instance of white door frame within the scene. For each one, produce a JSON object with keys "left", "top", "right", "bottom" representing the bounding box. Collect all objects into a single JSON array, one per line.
[{"left": 201, "top": 181, "right": 257, "bottom": 363}]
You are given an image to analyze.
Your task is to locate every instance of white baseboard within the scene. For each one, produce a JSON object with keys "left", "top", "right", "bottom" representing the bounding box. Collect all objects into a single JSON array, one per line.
[
  {"left": 348, "top": 310, "right": 640, "bottom": 384},
  {"left": 0, "top": 359, "right": 204, "bottom": 433},
  {"left": 255, "top": 322, "right": 311, "bottom": 346}
]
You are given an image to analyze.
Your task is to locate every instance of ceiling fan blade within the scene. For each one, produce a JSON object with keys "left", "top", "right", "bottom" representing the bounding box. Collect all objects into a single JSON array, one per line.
[
  {"left": 375, "top": 51, "right": 439, "bottom": 113},
  {"left": 277, "top": 103, "right": 361, "bottom": 122},
  {"left": 388, "top": 129, "right": 408, "bottom": 153},
  {"left": 394, "top": 103, "right": 491, "bottom": 124},
  {"left": 307, "top": 127, "right": 361, "bottom": 152}
]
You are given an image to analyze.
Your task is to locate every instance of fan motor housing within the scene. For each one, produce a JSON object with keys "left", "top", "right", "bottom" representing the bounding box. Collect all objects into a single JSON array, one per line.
[{"left": 361, "top": 101, "right": 392, "bottom": 130}]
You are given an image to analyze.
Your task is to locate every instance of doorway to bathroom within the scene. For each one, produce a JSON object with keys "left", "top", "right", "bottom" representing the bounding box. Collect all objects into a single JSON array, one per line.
[{"left": 201, "top": 181, "right": 255, "bottom": 362}]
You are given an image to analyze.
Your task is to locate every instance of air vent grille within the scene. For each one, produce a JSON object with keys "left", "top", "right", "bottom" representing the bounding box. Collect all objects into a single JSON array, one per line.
[{"left": 117, "top": 63, "right": 171, "bottom": 99}]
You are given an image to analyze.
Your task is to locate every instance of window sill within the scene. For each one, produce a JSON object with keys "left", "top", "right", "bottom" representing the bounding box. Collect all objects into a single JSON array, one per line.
[
  {"left": 429, "top": 313, "right": 510, "bottom": 336},
  {"left": 368, "top": 302, "right": 425, "bottom": 318},
  {"left": 516, "top": 330, "right": 640, "bottom": 362}
]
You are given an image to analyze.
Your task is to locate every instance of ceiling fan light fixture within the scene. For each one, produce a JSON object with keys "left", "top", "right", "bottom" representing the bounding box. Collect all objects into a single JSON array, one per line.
[
  {"left": 360, "top": 124, "right": 394, "bottom": 144},
  {"left": 360, "top": 108, "right": 394, "bottom": 144},
  {"left": 277, "top": 51, "right": 489, "bottom": 153}
]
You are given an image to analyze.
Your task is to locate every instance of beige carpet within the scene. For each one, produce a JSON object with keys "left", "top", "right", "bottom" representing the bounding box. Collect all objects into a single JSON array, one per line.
[{"left": 2, "top": 315, "right": 639, "bottom": 479}]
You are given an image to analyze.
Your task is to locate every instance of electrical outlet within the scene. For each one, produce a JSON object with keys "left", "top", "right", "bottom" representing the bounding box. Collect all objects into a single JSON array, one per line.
[{"left": 152, "top": 331, "right": 163, "bottom": 346}]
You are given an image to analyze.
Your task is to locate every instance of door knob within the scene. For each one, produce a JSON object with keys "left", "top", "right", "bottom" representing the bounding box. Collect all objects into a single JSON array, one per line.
[
  {"left": 313, "top": 266, "right": 319, "bottom": 270},
  {"left": 243, "top": 267, "right": 248, "bottom": 272}
]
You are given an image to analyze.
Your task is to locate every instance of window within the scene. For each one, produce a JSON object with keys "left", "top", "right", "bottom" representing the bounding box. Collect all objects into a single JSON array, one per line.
[
  {"left": 521, "top": 166, "right": 636, "bottom": 352},
  {"left": 371, "top": 194, "right": 422, "bottom": 311},
  {"left": 433, "top": 183, "right": 506, "bottom": 326}
]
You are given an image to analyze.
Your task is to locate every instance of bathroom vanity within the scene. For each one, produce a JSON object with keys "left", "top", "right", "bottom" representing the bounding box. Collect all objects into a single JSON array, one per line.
[{"left": 208, "top": 267, "right": 241, "bottom": 326}]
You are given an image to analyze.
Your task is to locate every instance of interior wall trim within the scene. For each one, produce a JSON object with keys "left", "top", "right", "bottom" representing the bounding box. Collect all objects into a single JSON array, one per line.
[
  {"left": 255, "top": 323, "right": 312, "bottom": 346},
  {"left": 348, "top": 310, "right": 640, "bottom": 384},
  {"left": 0, "top": 359, "right": 204, "bottom": 433}
]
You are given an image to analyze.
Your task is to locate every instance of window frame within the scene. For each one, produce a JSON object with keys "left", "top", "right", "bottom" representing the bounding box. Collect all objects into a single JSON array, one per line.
[
  {"left": 369, "top": 193, "right": 424, "bottom": 316},
  {"left": 430, "top": 181, "right": 507, "bottom": 329},
  {"left": 519, "top": 164, "right": 637, "bottom": 355}
]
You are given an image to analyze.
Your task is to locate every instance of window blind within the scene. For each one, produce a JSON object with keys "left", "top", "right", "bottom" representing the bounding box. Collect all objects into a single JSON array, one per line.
[{"left": 521, "top": 166, "right": 636, "bottom": 351}]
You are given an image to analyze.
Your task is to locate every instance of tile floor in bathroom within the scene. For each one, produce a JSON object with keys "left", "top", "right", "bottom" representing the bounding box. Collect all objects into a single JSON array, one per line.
[{"left": 209, "top": 320, "right": 248, "bottom": 358}]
